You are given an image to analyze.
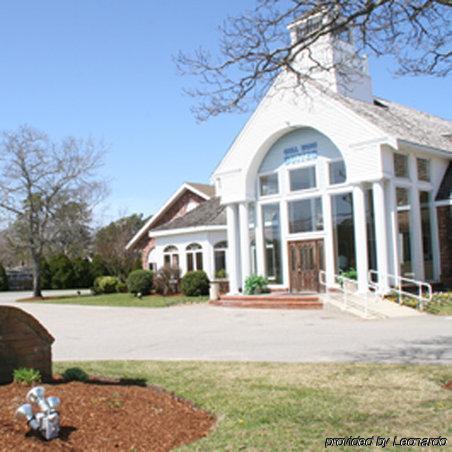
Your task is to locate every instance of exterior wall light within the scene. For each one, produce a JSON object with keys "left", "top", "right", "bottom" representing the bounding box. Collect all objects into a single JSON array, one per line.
[{"left": 16, "top": 386, "right": 60, "bottom": 440}]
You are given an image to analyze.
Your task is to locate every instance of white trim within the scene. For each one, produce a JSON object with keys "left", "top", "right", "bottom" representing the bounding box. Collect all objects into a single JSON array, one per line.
[
  {"left": 397, "top": 139, "right": 452, "bottom": 159},
  {"left": 125, "top": 183, "right": 212, "bottom": 249},
  {"left": 150, "top": 225, "right": 226, "bottom": 238},
  {"left": 435, "top": 199, "right": 452, "bottom": 207}
]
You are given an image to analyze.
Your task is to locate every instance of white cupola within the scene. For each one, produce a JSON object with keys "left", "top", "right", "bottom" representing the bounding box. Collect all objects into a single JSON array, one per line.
[{"left": 287, "top": 12, "right": 373, "bottom": 103}]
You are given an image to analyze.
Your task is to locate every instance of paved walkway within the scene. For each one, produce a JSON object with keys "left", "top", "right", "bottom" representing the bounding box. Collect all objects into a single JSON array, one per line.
[{"left": 1, "top": 291, "right": 451, "bottom": 364}]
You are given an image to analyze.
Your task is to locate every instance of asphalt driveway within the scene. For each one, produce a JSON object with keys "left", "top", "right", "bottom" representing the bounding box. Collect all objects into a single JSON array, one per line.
[{"left": 1, "top": 291, "right": 451, "bottom": 364}]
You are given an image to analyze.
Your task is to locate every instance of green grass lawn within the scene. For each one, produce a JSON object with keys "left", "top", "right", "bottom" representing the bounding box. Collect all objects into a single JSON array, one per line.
[
  {"left": 16, "top": 293, "right": 208, "bottom": 308},
  {"left": 54, "top": 361, "right": 452, "bottom": 451}
]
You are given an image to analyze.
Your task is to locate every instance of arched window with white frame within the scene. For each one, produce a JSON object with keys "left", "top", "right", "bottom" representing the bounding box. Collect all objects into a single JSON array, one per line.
[
  {"left": 163, "top": 245, "right": 179, "bottom": 268},
  {"left": 186, "top": 243, "right": 203, "bottom": 272},
  {"left": 214, "top": 241, "right": 227, "bottom": 277}
]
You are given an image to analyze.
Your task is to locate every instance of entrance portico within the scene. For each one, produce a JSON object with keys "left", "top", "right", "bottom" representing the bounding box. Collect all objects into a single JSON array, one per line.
[{"left": 221, "top": 125, "right": 444, "bottom": 295}]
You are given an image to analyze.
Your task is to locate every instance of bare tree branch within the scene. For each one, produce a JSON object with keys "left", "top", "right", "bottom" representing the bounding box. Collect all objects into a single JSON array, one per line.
[{"left": 176, "top": 0, "right": 451, "bottom": 121}]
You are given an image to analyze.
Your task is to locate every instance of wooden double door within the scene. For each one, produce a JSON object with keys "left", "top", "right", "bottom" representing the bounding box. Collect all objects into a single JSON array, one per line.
[{"left": 288, "top": 239, "right": 325, "bottom": 293}]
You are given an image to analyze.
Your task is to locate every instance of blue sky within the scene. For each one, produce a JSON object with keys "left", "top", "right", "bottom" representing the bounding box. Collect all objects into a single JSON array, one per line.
[{"left": 0, "top": 1, "right": 450, "bottom": 225}]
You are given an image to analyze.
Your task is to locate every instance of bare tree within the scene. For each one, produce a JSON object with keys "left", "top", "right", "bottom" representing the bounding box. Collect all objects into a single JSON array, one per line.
[
  {"left": 176, "top": 0, "right": 452, "bottom": 121},
  {"left": 0, "top": 126, "right": 107, "bottom": 297}
]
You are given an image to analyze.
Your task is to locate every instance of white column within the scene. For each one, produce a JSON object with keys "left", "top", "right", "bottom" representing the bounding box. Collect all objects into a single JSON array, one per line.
[
  {"left": 226, "top": 204, "right": 240, "bottom": 294},
  {"left": 387, "top": 180, "right": 400, "bottom": 280},
  {"left": 408, "top": 155, "right": 424, "bottom": 281},
  {"left": 239, "top": 202, "right": 251, "bottom": 288},
  {"left": 353, "top": 184, "right": 369, "bottom": 293},
  {"left": 372, "top": 180, "right": 390, "bottom": 293},
  {"left": 322, "top": 193, "right": 335, "bottom": 286}
]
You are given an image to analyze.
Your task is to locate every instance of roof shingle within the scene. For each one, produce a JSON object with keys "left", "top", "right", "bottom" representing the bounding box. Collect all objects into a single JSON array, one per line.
[{"left": 153, "top": 197, "right": 226, "bottom": 231}]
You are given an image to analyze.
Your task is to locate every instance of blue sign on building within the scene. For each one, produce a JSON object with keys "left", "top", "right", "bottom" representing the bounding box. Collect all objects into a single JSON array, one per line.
[{"left": 283, "top": 142, "right": 318, "bottom": 164}]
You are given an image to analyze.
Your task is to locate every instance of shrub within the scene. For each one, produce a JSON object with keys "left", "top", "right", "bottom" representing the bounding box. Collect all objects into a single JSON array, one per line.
[
  {"left": 13, "top": 368, "right": 41, "bottom": 385},
  {"left": 93, "top": 276, "right": 121, "bottom": 294},
  {"left": 215, "top": 268, "right": 227, "bottom": 279},
  {"left": 62, "top": 367, "right": 89, "bottom": 382},
  {"left": 40, "top": 258, "right": 52, "bottom": 290},
  {"left": 127, "top": 269, "right": 153, "bottom": 295},
  {"left": 181, "top": 271, "right": 210, "bottom": 296},
  {"left": 73, "top": 257, "right": 94, "bottom": 288},
  {"left": 340, "top": 268, "right": 357, "bottom": 280},
  {"left": 244, "top": 275, "right": 269, "bottom": 295},
  {"left": 91, "top": 254, "right": 110, "bottom": 279},
  {"left": 154, "top": 266, "right": 180, "bottom": 295},
  {"left": 117, "top": 281, "right": 128, "bottom": 293},
  {"left": 48, "top": 254, "right": 75, "bottom": 289},
  {"left": 0, "top": 263, "right": 8, "bottom": 291}
]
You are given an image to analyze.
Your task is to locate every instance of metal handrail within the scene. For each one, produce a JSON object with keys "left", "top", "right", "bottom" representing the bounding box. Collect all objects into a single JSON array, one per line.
[
  {"left": 368, "top": 269, "right": 432, "bottom": 309},
  {"left": 319, "top": 270, "right": 368, "bottom": 317}
]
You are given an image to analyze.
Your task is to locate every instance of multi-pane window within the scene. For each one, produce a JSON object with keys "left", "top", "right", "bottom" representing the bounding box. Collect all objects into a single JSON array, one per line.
[
  {"left": 394, "top": 153, "right": 408, "bottom": 178},
  {"left": 417, "top": 158, "right": 430, "bottom": 181},
  {"left": 420, "top": 191, "right": 433, "bottom": 280},
  {"left": 331, "top": 193, "right": 355, "bottom": 272},
  {"left": 262, "top": 203, "right": 282, "bottom": 283},
  {"left": 163, "top": 245, "right": 179, "bottom": 267},
  {"left": 259, "top": 173, "right": 279, "bottom": 196},
  {"left": 288, "top": 197, "right": 323, "bottom": 233},
  {"left": 214, "top": 241, "right": 227, "bottom": 277},
  {"left": 186, "top": 243, "right": 203, "bottom": 272},
  {"left": 396, "top": 187, "right": 409, "bottom": 208},
  {"left": 289, "top": 166, "right": 316, "bottom": 191},
  {"left": 395, "top": 188, "right": 411, "bottom": 276},
  {"left": 329, "top": 160, "right": 347, "bottom": 185}
]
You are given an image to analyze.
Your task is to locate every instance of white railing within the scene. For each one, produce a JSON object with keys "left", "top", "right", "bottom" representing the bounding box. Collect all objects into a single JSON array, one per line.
[
  {"left": 368, "top": 269, "right": 432, "bottom": 309},
  {"left": 319, "top": 270, "right": 369, "bottom": 317}
]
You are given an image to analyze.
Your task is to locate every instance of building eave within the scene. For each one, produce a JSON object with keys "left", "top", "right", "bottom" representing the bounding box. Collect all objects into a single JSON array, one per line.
[{"left": 125, "top": 182, "right": 212, "bottom": 250}]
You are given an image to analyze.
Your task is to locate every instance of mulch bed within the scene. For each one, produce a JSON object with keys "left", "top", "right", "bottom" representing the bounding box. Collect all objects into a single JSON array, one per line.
[
  {"left": 0, "top": 377, "right": 215, "bottom": 451},
  {"left": 444, "top": 380, "right": 452, "bottom": 390}
]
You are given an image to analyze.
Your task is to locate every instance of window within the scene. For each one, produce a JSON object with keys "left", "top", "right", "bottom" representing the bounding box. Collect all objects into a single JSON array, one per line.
[
  {"left": 163, "top": 245, "right": 179, "bottom": 268},
  {"left": 289, "top": 166, "right": 316, "bottom": 191},
  {"left": 259, "top": 173, "right": 279, "bottom": 196},
  {"left": 288, "top": 197, "right": 323, "bottom": 233},
  {"left": 417, "top": 158, "right": 430, "bottom": 182},
  {"left": 394, "top": 153, "right": 408, "bottom": 178},
  {"left": 331, "top": 193, "right": 355, "bottom": 272},
  {"left": 214, "top": 241, "right": 227, "bottom": 277},
  {"left": 396, "top": 187, "right": 409, "bottom": 208},
  {"left": 262, "top": 203, "right": 282, "bottom": 283},
  {"left": 296, "top": 16, "right": 322, "bottom": 40},
  {"left": 420, "top": 191, "right": 433, "bottom": 280},
  {"left": 396, "top": 188, "right": 411, "bottom": 276},
  {"left": 186, "top": 243, "right": 203, "bottom": 271},
  {"left": 149, "top": 262, "right": 157, "bottom": 272},
  {"left": 329, "top": 160, "right": 346, "bottom": 185}
]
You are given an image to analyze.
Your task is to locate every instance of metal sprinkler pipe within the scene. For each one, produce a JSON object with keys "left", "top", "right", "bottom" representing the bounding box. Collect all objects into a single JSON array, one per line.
[{"left": 16, "top": 386, "right": 61, "bottom": 441}]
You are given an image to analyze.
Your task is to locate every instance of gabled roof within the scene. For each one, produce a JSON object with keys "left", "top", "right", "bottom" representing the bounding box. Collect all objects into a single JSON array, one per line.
[
  {"left": 153, "top": 197, "right": 226, "bottom": 232},
  {"left": 125, "top": 182, "right": 214, "bottom": 250},
  {"left": 333, "top": 94, "right": 452, "bottom": 153},
  {"left": 186, "top": 182, "right": 216, "bottom": 198},
  {"left": 436, "top": 162, "right": 452, "bottom": 201}
]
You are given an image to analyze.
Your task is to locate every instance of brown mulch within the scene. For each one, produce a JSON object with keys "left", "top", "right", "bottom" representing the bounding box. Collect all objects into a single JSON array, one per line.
[
  {"left": 444, "top": 380, "right": 452, "bottom": 390},
  {"left": 0, "top": 378, "right": 215, "bottom": 451}
]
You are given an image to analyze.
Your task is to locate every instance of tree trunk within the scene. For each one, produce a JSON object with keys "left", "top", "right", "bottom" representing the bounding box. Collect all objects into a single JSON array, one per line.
[{"left": 32, "top": 254, "right": 42, "bottom": 298}]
